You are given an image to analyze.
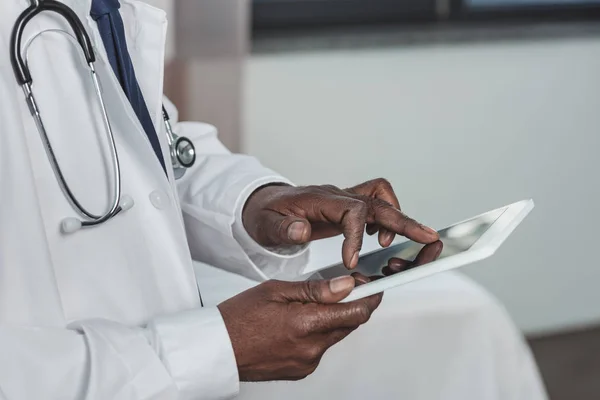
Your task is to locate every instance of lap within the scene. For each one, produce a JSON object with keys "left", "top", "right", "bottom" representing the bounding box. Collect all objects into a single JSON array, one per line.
[{"left": 195, "top": 262, "right": 546, "bottom": 400}]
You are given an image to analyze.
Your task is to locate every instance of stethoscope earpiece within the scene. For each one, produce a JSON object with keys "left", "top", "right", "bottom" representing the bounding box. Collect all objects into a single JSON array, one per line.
[
  {"left": 60, "top": 195, "right": 136, "bottom": 235},
  {"left": 61, "top": 218, "right": 83, "bottom": 234},
  {"left": 119, "top": 195, "right": 135, "bottom": 211}
]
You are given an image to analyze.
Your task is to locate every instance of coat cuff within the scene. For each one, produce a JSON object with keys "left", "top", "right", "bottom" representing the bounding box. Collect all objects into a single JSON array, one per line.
[{"left": 148, "top": 307, "right": 239, "bottom": 400}]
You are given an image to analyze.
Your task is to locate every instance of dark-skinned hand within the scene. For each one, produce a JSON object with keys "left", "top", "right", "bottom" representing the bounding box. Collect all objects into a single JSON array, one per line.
[
  {"left": 218, "top": 276, "right": 382, "bottom": 382},
  {"left": 382, "top": 241, "right": 444, "bottom": 276},
  {"left": 350, "top": 241, "right": 444, "bottom": 284},
  {"left": 217, "top": 243, "right": 441, "bottom": 382},
  {"left": 243, "top": 178, "right": 440, "bottom": 269}
]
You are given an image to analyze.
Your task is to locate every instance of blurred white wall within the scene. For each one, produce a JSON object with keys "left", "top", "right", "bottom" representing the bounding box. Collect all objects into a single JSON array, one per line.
[
  {"left": 142, "top": 0, "right": 175, "bottom": 61},
  {"left": 145, "top": 0, "right": 248, "bottom": 152},
  {"left": 244, "top": 37, "right": 600, "bottom": 335}
]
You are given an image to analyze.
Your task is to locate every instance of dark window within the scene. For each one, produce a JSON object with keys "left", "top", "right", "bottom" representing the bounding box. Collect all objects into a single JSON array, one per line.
[
  {"left": 252, "top": 0, "right": 437, "bottom": 31},
  {"left": 252, "top": 0, "right": 600, "bottom": 33}
]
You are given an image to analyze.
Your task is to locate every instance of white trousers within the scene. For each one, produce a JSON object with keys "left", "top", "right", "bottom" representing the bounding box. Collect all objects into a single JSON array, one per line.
[{"left": 195, "top": 237, "right": 548, "bottom": 400}]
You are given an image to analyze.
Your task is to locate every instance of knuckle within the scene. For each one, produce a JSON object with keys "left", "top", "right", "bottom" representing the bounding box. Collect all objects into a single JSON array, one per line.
[
  {"left": 264, "top": 279, "right": 281, "bottom": 291},
  {"left": 296, "top": 315, "right": 316, "bottom": 336},
  {"left": 305, "top": 280, "right": 324, "bottom": 303},
  {"left": 394, "top": 212, "right": 411, "bottom": 232},
  {"left": 346, "top": 199, "right": 371, "bottom": 227},
  {"left": 305, "top": 184, "right": 339, "bottom": 195},
  {"left": 321, "top": 184, "right": 340, "bottom": 192},
  {"left": 303, "top": 345, "right": 324, "bottom": 364},
  {"left": 374, "top": 292, "right": 384, "bottom": 307},
  {"left": 306, "top": 361, "right": 320, "bottom": 377},
  {"left": 262, "top": 280, "right": 283, "bottom": 298},
  {"left": 303, "top": 184, "right": 321, "bottom": 192},
  {"left": 273, "top": 217, "right": 288, "bottom": 234},
  {"left": 355, "top": 303, "right": 373, "bottom": 324},
  {"left": 290, "top": 320, "right": 310, "bottom": 338},
  {"left": 375, "top": 178, "right": 393, "bottom": 190},
  {"left": 286, "top": 314, "right": 304, "bottom": 334},
  {"left": 290, "top": 362, "right": 319, "bottom": 381},
  {"left": 372, "top": 197, "right": 392, "bottom": 209},
  {"left": 404, "top": 215, "right": 421, "bottom": 231},
  {"left": 348, "top": 199, "right": 368, "bottom": 216},
  {"left": 288, "top": 373, "right": 307, "bottom": 382},
  {"left": 286, "top": 311, "right": 313, "bottom": 338}
]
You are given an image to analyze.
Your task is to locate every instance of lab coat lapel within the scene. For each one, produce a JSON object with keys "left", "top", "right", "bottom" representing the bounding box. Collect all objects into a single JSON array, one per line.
[
  {"left": 118, "top": 0, "right": 167, "bottom": 137},
  {"left": 9, "top": 0, "right": 175, "bottom": 205},
  {"left": 102, "top": 0, "right": 181, "bottom": 186},
  {"left": 81, "top": 0, "right": 174, "bottom": 185},
  {"left": 2, "top": 0, "right": 200, "bottom": 328},
  {"left": 118, "top": 0, "right": 183, "bottom": 198}
]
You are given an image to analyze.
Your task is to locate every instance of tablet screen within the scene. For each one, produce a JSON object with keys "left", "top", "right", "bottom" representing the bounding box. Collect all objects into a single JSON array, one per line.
[{"left": 311, "top": 207, "right": 508, "bottom": 280}]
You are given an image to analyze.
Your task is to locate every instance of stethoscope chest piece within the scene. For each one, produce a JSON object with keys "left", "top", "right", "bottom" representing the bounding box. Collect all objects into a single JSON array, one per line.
[
  {"left": 163, "top": 106, "right": 196, "bottom": 179},
  {"left": 175, "top": 136, "right": 196, "bottom": 168}
]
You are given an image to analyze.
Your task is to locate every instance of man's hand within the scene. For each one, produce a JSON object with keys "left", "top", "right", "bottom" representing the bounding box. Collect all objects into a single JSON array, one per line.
[
  {"left": 349, "top": 241, "right": 444, "bottom": 284},
  {"left": 243, "top": 178, "right": 439, "bottom": 269},
  {"left": 382, "top": 241, "right": 444, "bottom": 276},
  {"left": 218, "top": 276, "right": 382, "bottom": 382}
]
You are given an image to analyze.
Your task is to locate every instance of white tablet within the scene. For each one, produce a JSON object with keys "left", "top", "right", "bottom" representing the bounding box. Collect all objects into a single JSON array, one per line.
[{"left": 303, "top": 199, "right": 534, "bottom": 303}]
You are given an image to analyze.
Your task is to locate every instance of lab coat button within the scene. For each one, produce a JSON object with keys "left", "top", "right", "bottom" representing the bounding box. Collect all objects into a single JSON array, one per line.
[{"left": 149, "top": 190, "right": 169, "bottom": 209}]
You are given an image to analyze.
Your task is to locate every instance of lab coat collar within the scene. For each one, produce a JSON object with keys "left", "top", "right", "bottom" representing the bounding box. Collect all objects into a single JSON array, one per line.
[{"left": 56, "top": 0, "right": 94, "bottom": 18}]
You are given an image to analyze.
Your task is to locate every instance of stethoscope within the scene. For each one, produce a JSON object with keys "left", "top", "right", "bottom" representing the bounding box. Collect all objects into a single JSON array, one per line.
[{"left": 10, "top": 0, "right": 196, "bottom": 234}]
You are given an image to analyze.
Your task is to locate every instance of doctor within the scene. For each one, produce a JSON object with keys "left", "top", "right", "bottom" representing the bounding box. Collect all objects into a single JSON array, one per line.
[{"left": 0, "top": 0, "right": 448, "bottom": 399}]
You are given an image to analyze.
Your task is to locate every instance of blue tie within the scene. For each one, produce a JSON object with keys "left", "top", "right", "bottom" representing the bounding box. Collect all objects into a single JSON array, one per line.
[{"left": 90, "top": 0, "right": 167, "bottom": 174}]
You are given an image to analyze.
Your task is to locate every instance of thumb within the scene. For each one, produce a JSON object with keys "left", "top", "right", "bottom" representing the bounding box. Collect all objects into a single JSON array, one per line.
[
  {"left": 262, "top": 212, "right": 312, "bottom": 246},
  {"left": 281, "top": 276, "right": 356, "bottom": 304}
]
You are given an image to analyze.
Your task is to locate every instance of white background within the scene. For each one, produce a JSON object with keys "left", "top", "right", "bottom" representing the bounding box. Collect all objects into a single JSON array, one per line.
[
  {"left": 243, "top": 38, "right": 600, "bottom": 335},
  {"left": 150, "top": 0, "right": 600, "bottom": 335}
]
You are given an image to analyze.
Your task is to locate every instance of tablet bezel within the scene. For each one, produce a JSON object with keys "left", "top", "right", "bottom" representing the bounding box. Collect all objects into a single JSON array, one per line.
[{"left": 338, "top": 199, "right": 534, "bottom": 303}]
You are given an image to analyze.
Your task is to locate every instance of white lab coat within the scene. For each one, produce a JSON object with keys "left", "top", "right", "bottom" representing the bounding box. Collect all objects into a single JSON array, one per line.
[
  {"left": 0, "top": 1, "right": 549, "bottom": 400},
  {"left": 0, "top": 0, "right": 307, "bottom": 399}
]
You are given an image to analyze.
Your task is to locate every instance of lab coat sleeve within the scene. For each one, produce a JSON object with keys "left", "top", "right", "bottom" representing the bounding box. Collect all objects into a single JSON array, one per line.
[
  {"left": 165, "top": 97, "right": 310, "bottom": 281},
  {"left": 0, "top": 308, "right": 239, "bottom": 400}
]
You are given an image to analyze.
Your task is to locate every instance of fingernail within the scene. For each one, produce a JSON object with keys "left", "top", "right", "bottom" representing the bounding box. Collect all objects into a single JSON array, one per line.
[
  {"left": 287, "top": 221, "right": 307, "bottom": 242},
  {"left": 329, "top": 276, "right": 355, "bottom": 293},
  {"left": 421, "top": 225, "right": 438, "bottom": 235},
  {"left": 384, "top": 231, "right": 395, "bottom": 245},
  {"left": 351, "top": 252, "right": 359, "bottom": 268},
  {"left": 435, "top": 246, "right": 443, "bottom": 258}
]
